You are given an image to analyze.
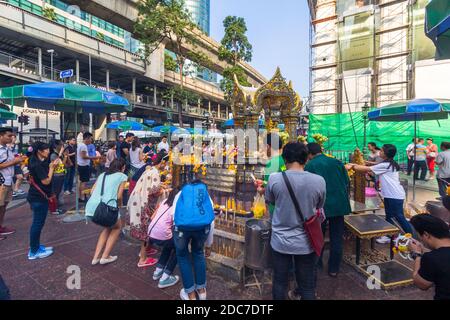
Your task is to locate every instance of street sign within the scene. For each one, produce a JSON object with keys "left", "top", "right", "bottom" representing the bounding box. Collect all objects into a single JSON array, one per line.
[{"left": 59, "top": 69, "right": 74, "bottom": 79}]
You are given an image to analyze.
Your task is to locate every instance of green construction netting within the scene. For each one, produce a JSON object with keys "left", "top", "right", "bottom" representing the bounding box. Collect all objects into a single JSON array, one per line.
[{"left": 308, "top": 112, "right": 450, "bottom": 153}]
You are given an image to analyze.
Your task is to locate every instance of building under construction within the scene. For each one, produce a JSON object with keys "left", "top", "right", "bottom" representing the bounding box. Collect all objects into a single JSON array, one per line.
[{"left": 308, "top": 0, "right": 450, "bottom": 115}]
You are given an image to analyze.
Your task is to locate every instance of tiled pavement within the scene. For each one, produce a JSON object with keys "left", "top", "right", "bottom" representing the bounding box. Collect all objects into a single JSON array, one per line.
[{"left": 0, "top": 193, "right": 435, "bottom": 300}]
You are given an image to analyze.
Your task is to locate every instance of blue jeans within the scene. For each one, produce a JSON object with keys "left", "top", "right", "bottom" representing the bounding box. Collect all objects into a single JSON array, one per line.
[
  {"left": 150, "top": 238, "right": 177, "bottom": 275},
  {"left": 63, "top": 167, "right": 75, "bottom": 192},
  {"left": 319, "top": 216, "right": 344, "bottom": 274},
  {"left": 173, "top": 226, "right": 210, "bottom": 294},
  {"left": 29, "top": 201, "right": 49, "bottom": 254},
  {"left": 272, "top": 248, "right": 318, "bottom": 300},
  {"left": 384, "top": 198, "right": 413, "bottom": 234}
]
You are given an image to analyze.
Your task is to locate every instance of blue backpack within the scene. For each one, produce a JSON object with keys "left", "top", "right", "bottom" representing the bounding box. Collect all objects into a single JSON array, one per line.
[{"left": 174, "top": 181, "right": 215, "bottom": 231}]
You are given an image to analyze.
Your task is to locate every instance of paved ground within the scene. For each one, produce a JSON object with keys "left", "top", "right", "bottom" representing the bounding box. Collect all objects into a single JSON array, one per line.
[{"left": 0, "top": 188, "right": 437, "bottom": 300}]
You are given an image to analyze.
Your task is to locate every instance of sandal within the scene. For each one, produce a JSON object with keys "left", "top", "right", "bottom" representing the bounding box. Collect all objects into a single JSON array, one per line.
[
  {"left": 137, "top": 257, "right": 158, "bottom": 268},
  {"left": 146, "top": 247, "right": 158, "bottom": 255}
]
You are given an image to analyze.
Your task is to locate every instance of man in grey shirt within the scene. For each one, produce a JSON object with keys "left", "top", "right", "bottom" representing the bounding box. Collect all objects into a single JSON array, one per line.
[
  {"left": 436, "top": 141, "right": 450, "bottom": 198},
  {"left": 265, "top": 142, "right": 326, "bottom": 300}
]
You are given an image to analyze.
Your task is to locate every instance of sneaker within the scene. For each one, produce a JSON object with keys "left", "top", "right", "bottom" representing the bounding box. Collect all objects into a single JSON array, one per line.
[
  {"left": 39, "top": 244, "right": 54, "bottom": 252},
  {"left": 100, "top": 256, "right": 118, "bottom": 265},
  {"left": 180, "top": 288, "right": 195, "bottom": 301},
  {"left": 376, "top": 236, "right": 391, "bottom": 244},
  {"left": 137, "top": 257, "right": 158, "bottom": 268},
  {"left": 153, "top": 268, "right": 164, "bottom": 281},
  {"left": 0, "top": 226, "right": 15, "bottom": 236},
  {"left": 288, "top": 289, "right": 301, "bottom": 301},
  {"left": 196, "top": 289, "right": 207, "bottom": 300},
  {"left": 158, "top": 275, "right": 179, "bottom": 289},
  {"left": 51, "top": 209, "right": 64, "bottom": 216},
  {"left": 28, "top": 247, "right": 53, "bottom": 260},
  {"left": 16, "top": 189, "right": 26, "bottom": 195},
  {"left": 64, "top": 191, "right": 71, "bottom": 196},
  {"left": 12, "top": 191, "right": 17, "bottom": 197}
]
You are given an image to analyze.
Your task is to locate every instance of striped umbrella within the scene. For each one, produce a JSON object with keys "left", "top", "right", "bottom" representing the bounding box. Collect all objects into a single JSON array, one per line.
[
  {"left": 368, "top": 98, "right": 450, "bottom": 200},
  {"left": 0, "top": 82, "right": 131, "bottom": 219}
]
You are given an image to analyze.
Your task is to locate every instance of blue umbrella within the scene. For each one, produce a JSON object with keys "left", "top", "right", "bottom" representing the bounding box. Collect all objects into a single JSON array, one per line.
[
  {"left": 151, "top": 125, "right": 188, "bottom": 134},
  {"left": 187, "top": 128, "right": 207, "bottom": 135},
  {"left": 368, "top": 98, "right": 450, "bottom": 201},
  {"left": 223, "top": 118, "right": 265, "bottom": 127},
  {"left": 106, "top": 120, "right": 149, "bottom": 131}
]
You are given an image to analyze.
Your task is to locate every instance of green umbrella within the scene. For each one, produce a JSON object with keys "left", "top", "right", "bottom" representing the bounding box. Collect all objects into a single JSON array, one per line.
[
  {"left": 426, "top": 0, "right": 450, "bottom": 57},
  {"left": 0, "top": 106, "right": 17, "bottom": 121},
  {"left": 106, "top": 120, "right": 150, "bottom": 131},
  {"left": 0, "top": 82, "right": 131, "bottom": 220}
]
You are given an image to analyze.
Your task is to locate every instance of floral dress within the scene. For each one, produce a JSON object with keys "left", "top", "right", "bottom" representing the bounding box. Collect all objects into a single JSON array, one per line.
[{"left": 126, "top": 167, "right": 161, "bottom": 241}]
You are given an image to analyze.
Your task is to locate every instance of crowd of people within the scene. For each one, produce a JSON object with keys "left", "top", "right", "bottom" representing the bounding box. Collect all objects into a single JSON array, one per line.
[{"left": 0, "top": 126, "right": 449, "bottom": 300}]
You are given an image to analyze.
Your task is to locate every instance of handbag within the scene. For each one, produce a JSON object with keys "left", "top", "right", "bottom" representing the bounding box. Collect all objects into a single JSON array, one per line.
[
  {"left": 281, "top": 172, "right": 324, "bottom": 257},
  {"left": 92, "top": 173, "right": 119, "bottom": 228},
  {"left": 28, "top": 176, "right": 58, "bottom": 213}
]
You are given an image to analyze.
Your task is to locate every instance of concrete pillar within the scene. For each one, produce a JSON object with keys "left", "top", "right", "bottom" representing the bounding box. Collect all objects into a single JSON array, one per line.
[
  {"left": 153, "top": 85, "right": 157, "bottom": 105},
  {"left": 208, "top": 101, "right": 211, "bottom": 113},
  {"left": 218, "top": 103, "right": 221, "bottom": 118},
  {"left": 106, "top": 69, "right": 110, "bottom": 91},
  {"left": 37, "top": 47, "right": 42, "bottom": 77},
  {"left": 75, "top": 60, "right": 80, "bottom": 82},
  {"left": 226, "top": 106, "right": 229, "bottom": 119},
  {"left": 132, "top": 77, "right": 136, "bottom": 101}
]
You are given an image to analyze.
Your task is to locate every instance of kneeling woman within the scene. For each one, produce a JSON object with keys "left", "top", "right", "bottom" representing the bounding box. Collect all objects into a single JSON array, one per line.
[
  {"left": 346, "top": 144, "right": 413, "bottom": 241},
  {"left": 85, "top": 158, "right": 128, "bottom": 265},
  {"left": 148, "top": 187, "right": 180, "bottom": 289}
]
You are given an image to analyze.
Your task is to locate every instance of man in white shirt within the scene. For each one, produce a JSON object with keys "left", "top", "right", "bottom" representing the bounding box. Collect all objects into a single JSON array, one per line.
[
  {"left": 0, "top": 128, "right": 26, "bottom": 240},
  {"left": 406, "top": 138, "right": 416, "bottom": 176},
  {"left": 157, "top": 136, "right": 170, "bottom": 153},
  {"left": 77, "top": 132, "right": 100, "bottom": 202}
]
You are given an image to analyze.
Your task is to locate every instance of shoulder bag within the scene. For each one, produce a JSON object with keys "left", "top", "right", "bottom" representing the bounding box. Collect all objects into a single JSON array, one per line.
[
  {"left": 28, "top": 175, "right": 58, "bottom": 213},
  {"left": 282, "top": 171, "right": 324, "bottom": 257},
  {"left": 92, "top": 173, "right": 119, "bottom": 228}
]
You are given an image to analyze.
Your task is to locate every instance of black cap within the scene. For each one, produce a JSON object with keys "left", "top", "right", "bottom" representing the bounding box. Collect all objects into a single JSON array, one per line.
[{"left": 0, "top": 127, "right": 13, "bottom": 134}]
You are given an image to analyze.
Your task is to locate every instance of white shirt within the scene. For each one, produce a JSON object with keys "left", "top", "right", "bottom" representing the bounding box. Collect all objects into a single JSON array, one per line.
[
  {"left": 0, "top": 145, "right": 15, "bottom": 186},
  {"left": 129, "top": 147, "right": 145, "bottom": 169},
  {"left": 77, "top": 143, "right": 90, "bottom": 166},
  {"left": 157, "top": 141, "right": 169, "bottom": 153},
  {"left": 406, "top": 143, "right": 415, "bottom": 157},
  {"left": 371, "top": 162, "right": 405, "bottom": 200}
]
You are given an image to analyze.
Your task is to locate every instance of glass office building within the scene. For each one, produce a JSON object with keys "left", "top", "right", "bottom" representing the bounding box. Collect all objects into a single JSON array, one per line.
[
  {"left": 184, "top": 0, "right": 216, "bottom": 82},
  {"left": 184, "top": 0, "right": 210, "bottom": 35}
]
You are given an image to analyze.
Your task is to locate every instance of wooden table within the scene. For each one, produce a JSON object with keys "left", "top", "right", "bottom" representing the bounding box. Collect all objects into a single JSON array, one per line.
[
  {"left": 344, "top": 213, "right": 413, "bottom": 289},
  {"left": 345, "top": 213, "right": 399, "bottom": 265}
]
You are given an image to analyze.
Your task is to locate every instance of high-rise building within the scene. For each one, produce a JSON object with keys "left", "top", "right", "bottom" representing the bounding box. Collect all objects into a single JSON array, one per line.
[
  {"left": 183, "top": 0, "right": 217, "bottom": 83},
  {"left": 184, "top": 0, "right": 211, "bottom": 35}
]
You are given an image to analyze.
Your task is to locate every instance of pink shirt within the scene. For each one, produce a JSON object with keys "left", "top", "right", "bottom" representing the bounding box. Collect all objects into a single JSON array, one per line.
[{"left": 148, "top": 200, "right": 174, "bottom": 241}]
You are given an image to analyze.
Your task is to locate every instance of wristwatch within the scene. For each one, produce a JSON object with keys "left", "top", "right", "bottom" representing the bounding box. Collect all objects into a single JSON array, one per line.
[{"left": 411, "top": 252, "right": 423, "bottom": 260}]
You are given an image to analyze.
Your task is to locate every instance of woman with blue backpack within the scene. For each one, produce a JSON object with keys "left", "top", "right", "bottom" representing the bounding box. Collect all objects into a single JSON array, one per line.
[{"left": 173, "top": 177, "right": 215, "bottom": 300}]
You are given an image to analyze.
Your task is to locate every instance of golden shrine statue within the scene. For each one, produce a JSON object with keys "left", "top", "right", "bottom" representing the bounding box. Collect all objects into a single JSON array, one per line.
[{"left": 231, "top": 67, "right": 302, "bottom": 141}]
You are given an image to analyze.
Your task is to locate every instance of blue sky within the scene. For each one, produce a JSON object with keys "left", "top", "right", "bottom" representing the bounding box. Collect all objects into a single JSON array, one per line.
[{"left": 210, "top": 0, "right": 310, "bottom": 98}]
